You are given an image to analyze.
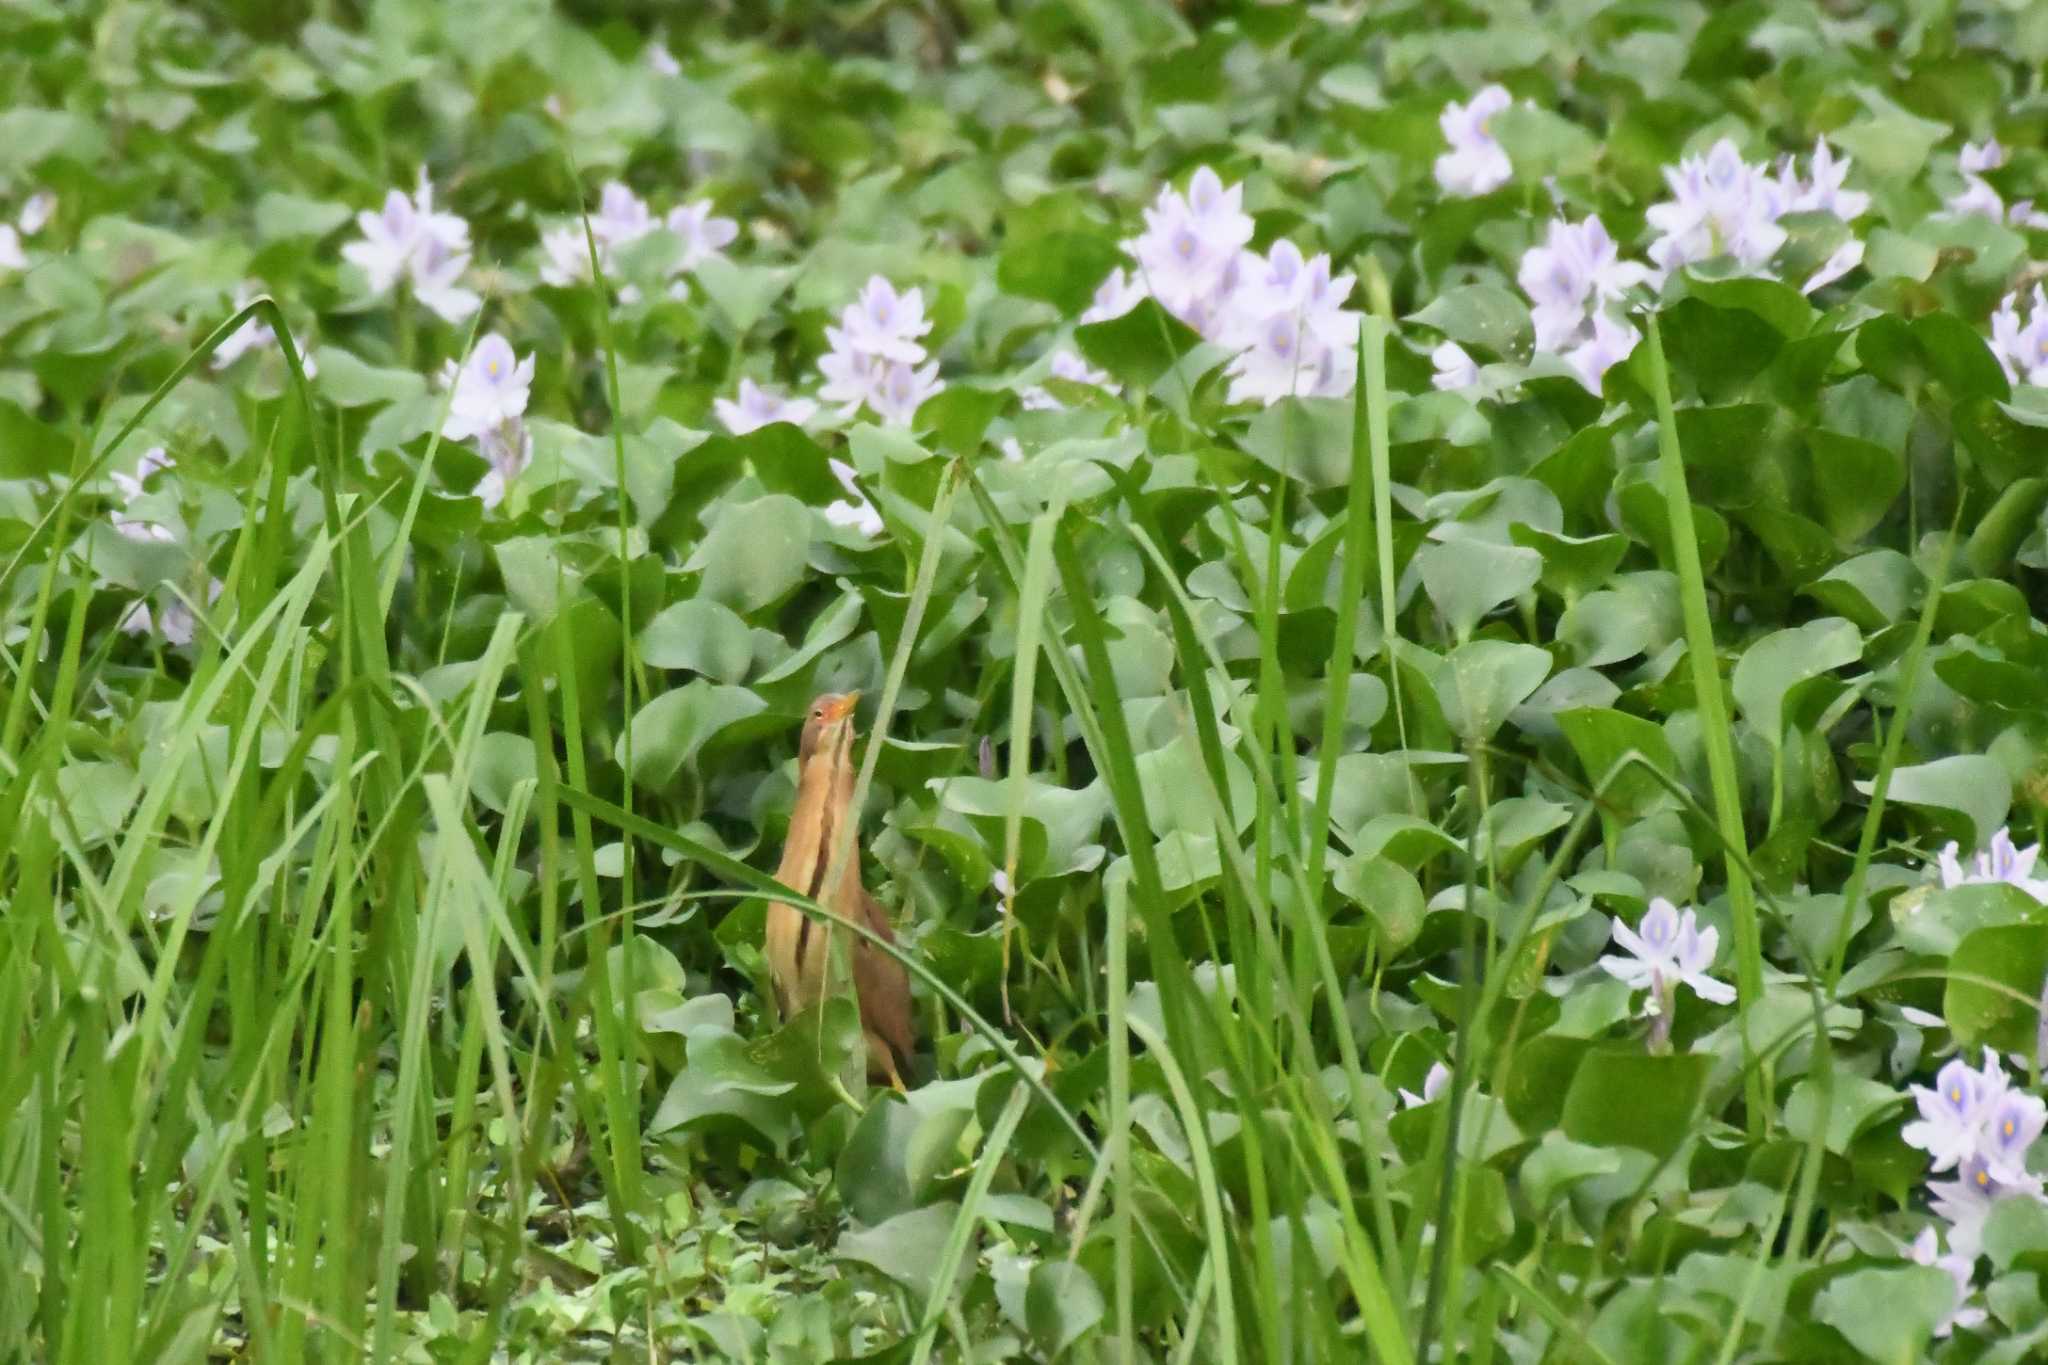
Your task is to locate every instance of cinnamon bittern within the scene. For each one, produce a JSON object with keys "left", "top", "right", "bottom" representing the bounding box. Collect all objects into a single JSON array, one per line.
[{"left": 765, "top": 692, "right": 916, "bottom": 1088}]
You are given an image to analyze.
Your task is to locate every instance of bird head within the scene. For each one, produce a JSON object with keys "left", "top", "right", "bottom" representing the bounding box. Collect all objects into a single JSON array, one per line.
[{"left": 799, "top": 690, "right": 861, "bottom": 763}]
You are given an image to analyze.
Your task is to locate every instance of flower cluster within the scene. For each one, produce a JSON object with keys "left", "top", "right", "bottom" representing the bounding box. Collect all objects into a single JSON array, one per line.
[
  {"left": 1932, "top": 827, "right": 2048, "bottom": 901},
  {"left": 1088, "top": 167, "right": 1363, "bottom": 405},
  {"left": 1990, "top": 287, "right": 2048, "bottom": 389},
  {"left": 1942, "top": 140, "right": 2048, "bottom": 232},
  {"left": 1643, "top": 137, "right": 1868, "bottom": 293},
  {"left": 538, "top": 180, "right": 736, "bottom": 302},
  {"left": 441, "top": 334, "right": 535, "bottom": 509},
  {"left": 816, "top": 276, "right": 944, "bottom": 426},
  {"left": 1901, "top": 1048, "right": 2048, "bottom": 1334},
  {"left": 342, "top": 171, "right": 479, "bottom": 322},
  {"left": 1515, "top": 216, "right": 1650, "bottom": 390},
  {"left": 1434, "top": 85, "right": 1513, "bottom": 198},
  {"left": 1598, "top": 897, "right": 1733, "bottom": 1032},
  {"left": 0, "top": 190, "right": 54, "bottom": 272}
]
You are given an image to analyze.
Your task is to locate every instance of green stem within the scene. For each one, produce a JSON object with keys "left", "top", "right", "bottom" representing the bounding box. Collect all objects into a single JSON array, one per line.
[{"left": 1643, "top": 314, "right": 1768, "bottom": 1137}]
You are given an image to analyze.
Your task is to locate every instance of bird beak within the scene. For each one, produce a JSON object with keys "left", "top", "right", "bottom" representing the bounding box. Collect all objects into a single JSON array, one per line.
[{"left": 824, "top": 692, "right": 861, "bottom": 723}]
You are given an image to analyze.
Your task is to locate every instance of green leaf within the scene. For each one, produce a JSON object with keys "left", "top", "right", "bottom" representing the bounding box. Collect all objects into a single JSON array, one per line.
[
  {"left": 1333, "top": 854, "right": 1425, "bottom": 954},
  {"left": 1026, "top": 1260, "right": 1106, "bottom": 1357},
  {"left": 692, "top": 256, "right": 799, "bottom": 335},
  {"left": 1912, "top": 312, "right": 2011, "bottom": 402},
  {"left": 1489, "top": 103, "right": 1601, "bottom": 179},
  {"left": 617, "top": 681, "right": 768, "bottom": 787},
  {"left": 1518, "top": 1133, "right": 1622, "bottom": 1211},
  {"left": 837, "top": 1203, "right": 961, "bottom": 1300},
  {"left": 1805, "top": 432, "right": 1903, "bottom": 542},
  {"left": 1074, "top": 298, "right": 1203, "bottom": 390},
  {"left": 0, "top": 108, "right": 107, "bottom": 173},
  {"left": 1430, "top": 640, "right": 1552, "bottom": 745},
  {"left": 1406, "top": 283, "right": 1529, "bottom": 352},
  {"left": 1416, "top": 539, "right": 1542, "bottom": 641},
  {"left": 1984, "top": 1195, "right": 2048, "bottom": 1272},
  {"left": 917, "top": 385, "right": 1006, "bottom": 455},
  {"left": 1238, "top": 396, "right": 1359, "bottom": 490},
  {"left": 837, "top": 1092, "right": 978, "bottom": 1226},
  {"left": 1945, "top": 924, "right": 2048, "bottom": 1054},
  {"left": 713, "top": 422, "right": 844, "bottom": 506},
  {"left": 998, "top": 231, "right": 1125, "bottom": 315},
  {"left": 1895, "top": 883, "right": 2047, "bottom": 960},
  {"left": 1508, "top": 525, "right": 1628, "bottom": 604},
  {"left": 1561, "top": 1048, "right": 1709, "bottom": 1158},
  {"left": 1780, "top": 1075, "right": 1906, "bottom": 1155},
  {"left": 253, "top": 191, "right": 351, "bottom": 241},
  {"left": 637, "top": 599, "right": 754, "bottom": 682},
  {"left": 1965, "top": 477, "right": 2048, "bottom": 578},
  {"left": 684, "top": 493, "right": 813, "bottom": 612},
  {"left": 317, "top": 348, "right": 428, "bottom": 408},
  {"left": 467, "top": 734, "right": 536, "bottom": 817},
  {"left": 1812, "top": 1266, "right": 1961, "bottom": 1361},
  {"left": 1680, "top": 275, "right": 1816, "bottom": 339},
  {"left": 1828, "top": 88, "right": 1949, "bottom": 181},
  {"left": 1730, "top": 618, "right": 1861, "bottom": 749},
  {"left": 1859, "top": 755, "right": 2011, "bottom": 851},
  {"left": 1803, "top": 550, "right": 1920, "bottom": 629}
]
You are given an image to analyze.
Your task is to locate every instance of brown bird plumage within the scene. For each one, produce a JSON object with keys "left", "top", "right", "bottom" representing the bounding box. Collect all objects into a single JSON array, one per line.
[{"left": 764, "top": 692, "right": 916, "bottom": 1088}]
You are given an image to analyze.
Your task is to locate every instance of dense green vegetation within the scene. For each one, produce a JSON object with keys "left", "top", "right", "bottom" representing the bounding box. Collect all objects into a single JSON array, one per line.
[{"left": 8, "top": 0, "right": 2048, "bottom": 1359}]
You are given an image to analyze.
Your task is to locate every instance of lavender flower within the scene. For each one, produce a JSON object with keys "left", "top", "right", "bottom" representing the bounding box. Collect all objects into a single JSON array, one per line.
[
  {"left": 1219, "top": 239, "right": 1362, "bottom": 405},
  {"left": 1020, "top": 349, "right": 1116, "bottom": 410},
  {"left": 1516, "top": 215, "right": 1651, "bottom": 390},
  {"left": 1434, "top": 85, "right": 1514, "bottom": 197},
  {"left": 1984, "top": 1087, "right": 2048, "bottom": 1184},
  {"left": 1430, "top": 340, "right": 1480, "bottom": 392},
  {"left": 816, "top": 275, "right": 945, "bottom": 426},
  {"left": 1598, "top": 897, "right": 1736, "bottom": 1012},
  {"left": 1909, "top": 1226, "right": 1988, "bottom": 1338},
  {"left": 16, "top": 190, "right": 54, "bottom": 236},
  {"left": 120, "top": 578, "right": 223, "bottom": 648},
  {"left": 1644, "top": 138, "right": 1868, "bottom": 293},
  {"left": 822, "top": 458, "right": 884, "bottom": 537},
  {"left": 1644, "top": 138, "right": 1788, "bottom": 277},
  {"left": 441, "top": 334, "right": 535, "bottom": 509},
  {"left": 1942, "top": 140, "right": 2048, "bottom": 232},
  {"left": 1398, "top": 1061, "right": 1451, "bottom": 1109},
  {"left": 1928, "top": 1151, "right": 2043, "bottom": 1265},
  {"left": 110, "top": 447, "right": 176, "bottom": 544},
  {"left": 714, "top": 379, "right": 819, "bottom": 435},
  {"left": 1082, "top": 267, "right": 1146, "bottom": 323},
  {"left": 665, "top": 200, "right": 740, "bottom": 275},
  {"left": 1904, "top": 1053, "right": 2012, "bottom": 1173},
  {"left": 1122, "top": 166, "right": 1253, "bottom": 337},
  {"left": 1933, "top": 827, "right": 2048, "bottom": 901},
  {"left": 834, "top": 277, "right": 933, "bottom": 364},
  {"left": 341, "top": 171, "right": 479, "bottom": 322},
  {"left": 0, "top": 225, "right": 23, "bottom": 272},
  {"left": 1990, "top": 288, "right": 2048, "bottom": 389}
]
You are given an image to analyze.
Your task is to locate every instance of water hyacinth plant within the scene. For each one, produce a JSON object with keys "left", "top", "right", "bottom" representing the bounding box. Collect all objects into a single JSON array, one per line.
[{"left": 9, "top": 2, "right": 2048, "bottom": 1362}]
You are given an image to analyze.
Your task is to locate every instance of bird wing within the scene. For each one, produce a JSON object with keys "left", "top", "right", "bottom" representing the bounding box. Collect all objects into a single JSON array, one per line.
[{"left": 849, "top": 884, "right": 917, "bottom": 1068}]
